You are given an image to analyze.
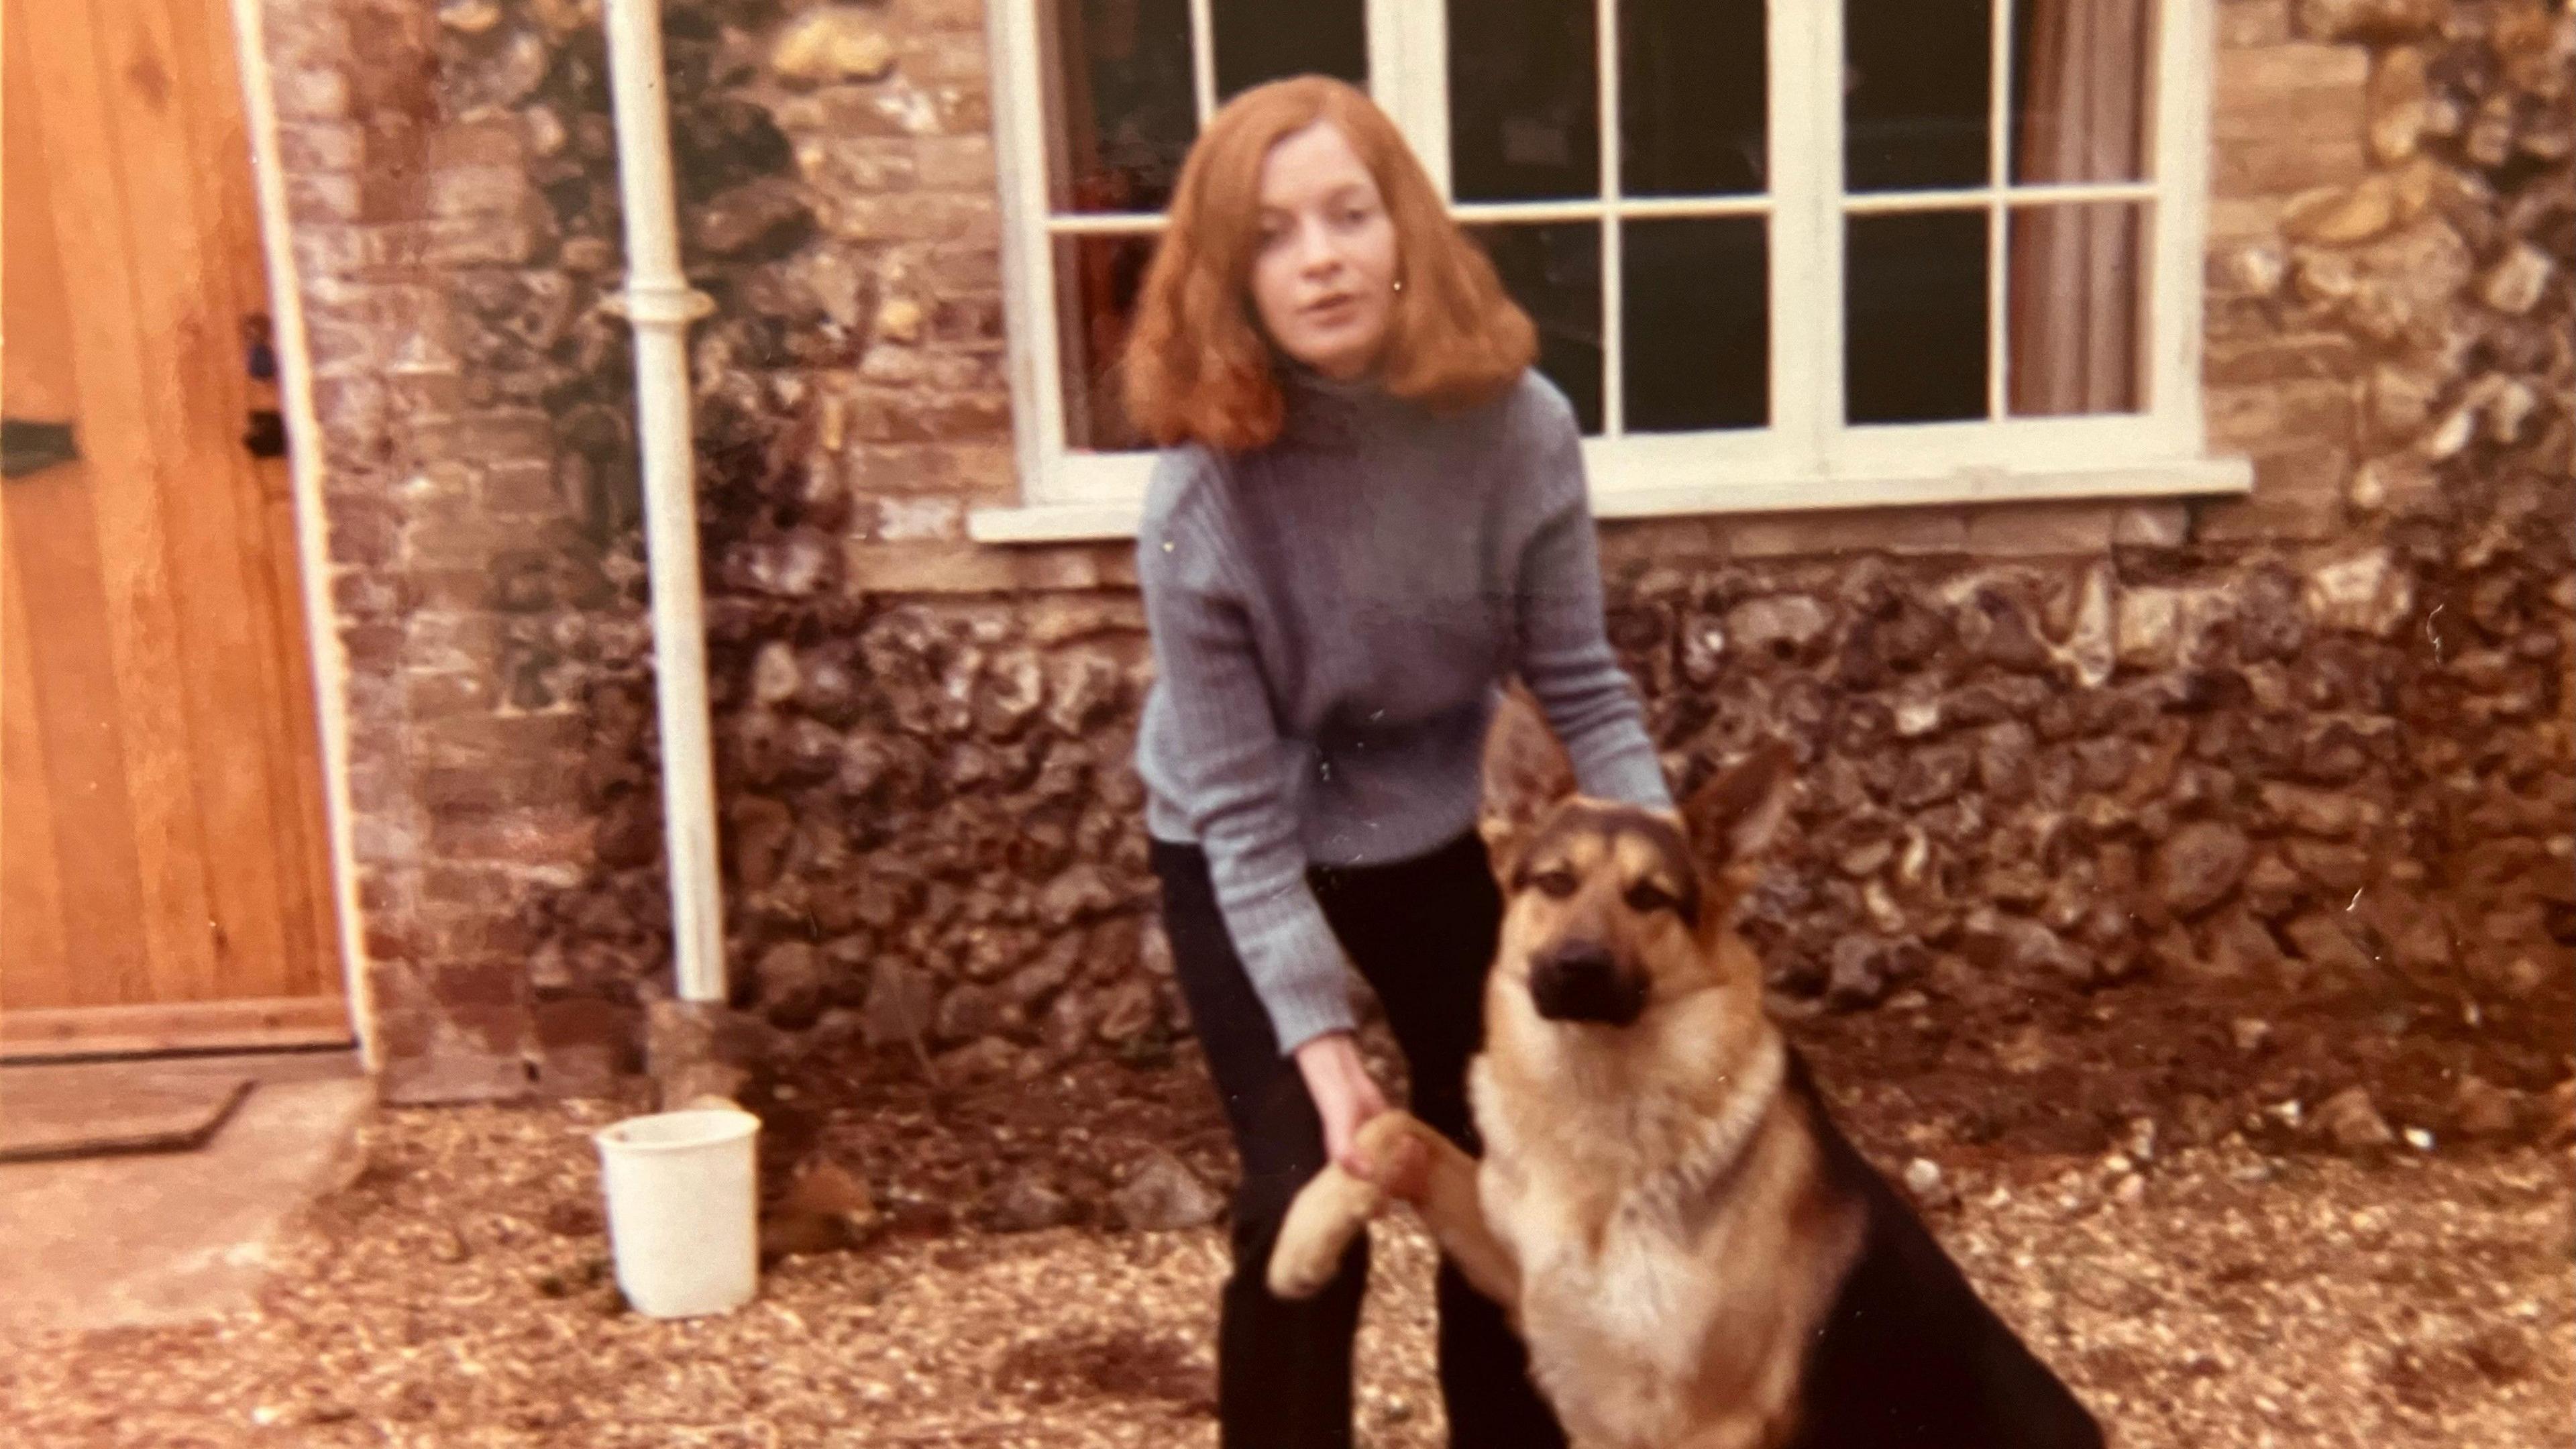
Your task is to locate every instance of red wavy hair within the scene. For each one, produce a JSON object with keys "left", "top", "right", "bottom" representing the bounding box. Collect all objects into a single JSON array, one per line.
[{"left": 1120, "top": 76, "right": 1538, "bottom": 454}]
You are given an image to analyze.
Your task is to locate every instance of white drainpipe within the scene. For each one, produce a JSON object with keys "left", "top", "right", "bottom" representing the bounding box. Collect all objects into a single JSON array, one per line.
[{"left": 601, "top": 0, "right": 727, "bottom": 1004}]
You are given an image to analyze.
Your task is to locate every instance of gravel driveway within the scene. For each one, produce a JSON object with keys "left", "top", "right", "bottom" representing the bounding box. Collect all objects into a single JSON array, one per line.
[{"left": 3, "top": 1090, "right": 2566, "bottom": 1448}]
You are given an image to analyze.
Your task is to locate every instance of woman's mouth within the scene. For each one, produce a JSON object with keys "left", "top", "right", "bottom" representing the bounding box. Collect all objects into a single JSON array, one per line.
[{"left": 1303, "top": 293, "right": 1358, "bottom": 324}]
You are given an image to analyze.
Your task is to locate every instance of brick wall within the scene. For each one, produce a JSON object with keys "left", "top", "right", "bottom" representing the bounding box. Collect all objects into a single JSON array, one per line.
[{"left": 254, "top": 0, "right": 2571, "bottom": 1112}]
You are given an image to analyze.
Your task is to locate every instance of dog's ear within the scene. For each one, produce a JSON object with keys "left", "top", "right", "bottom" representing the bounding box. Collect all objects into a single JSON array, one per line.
[
  {"left": 1480, "top": 682, "right": 1575, "bottom": 881},
  {"left": 1681, "top": 739, "right": 1798, "bottom": 870}
]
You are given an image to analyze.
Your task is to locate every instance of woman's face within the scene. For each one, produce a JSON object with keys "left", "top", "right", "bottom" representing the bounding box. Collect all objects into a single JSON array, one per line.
[{"left": 1248, "top": 120, "right": 1399, "bottom": 382}]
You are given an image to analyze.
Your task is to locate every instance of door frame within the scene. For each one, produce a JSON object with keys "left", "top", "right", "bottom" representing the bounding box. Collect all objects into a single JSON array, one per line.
[{"left": 227, "top": 0, "right": 374, "bottom": 1069}]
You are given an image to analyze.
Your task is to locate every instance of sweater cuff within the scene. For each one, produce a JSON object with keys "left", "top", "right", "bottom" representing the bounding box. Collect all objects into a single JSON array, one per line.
[
  {"left": 1225, "top": 887, "right": 1357, "bottom": 1056},
  {"left": 1574, "top": 737, "right": 1676, "bottom": 814}
]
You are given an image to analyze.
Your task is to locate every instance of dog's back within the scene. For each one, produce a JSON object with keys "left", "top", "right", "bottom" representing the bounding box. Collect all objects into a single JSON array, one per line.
[{"left": 1782, "top": 1051, "right": 2104, "bottom": 1449}]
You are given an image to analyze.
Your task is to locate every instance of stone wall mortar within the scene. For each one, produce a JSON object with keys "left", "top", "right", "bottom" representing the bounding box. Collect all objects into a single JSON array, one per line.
[{"left": 264, "top": 0, "right": 2573, "bottom": 1106}]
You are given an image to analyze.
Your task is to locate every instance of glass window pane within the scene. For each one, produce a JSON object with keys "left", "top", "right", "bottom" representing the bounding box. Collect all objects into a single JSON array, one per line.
[
  {"left": 1623, "top": 217, "right": 1768, "bottom": 431},
  {"left": 1470, "top": 222, "right": 1605, "bottom": 433},
  {"left": 1845, "top": 210, "right": 1987, "bottom": 423},
  {"left": 1054, "top": 232, "right": 1159, "bottom": 450},
  {"left": 2008, "top": 0, "right": 2150, "bottom": 184},
  {"left": 2007, "top": 203, "right": 2145, "bottom": 415},
  {"left": 1449, "top": 0, "right": 1601, "bottom": 202},
  {"left": 1845, "top": 0, "right": 1992, "bottom": 193},
  {"left": 1213, "top": 0, "right": 1366, "bottom": 100},
  {"left": 1621, "top": 0, "right": 1766, "bottom": 197},
  {"left": 1041, "top": 0, "right": 1196, "bottom": 214}
]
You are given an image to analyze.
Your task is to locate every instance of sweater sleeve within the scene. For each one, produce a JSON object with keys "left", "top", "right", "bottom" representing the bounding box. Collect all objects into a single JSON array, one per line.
[
  {"left": 1137, "top": 467, "right": 1356, "bottom": 1055},
  {"left": 1512, "top": 397, "right": 1676, "bottom": 812}
]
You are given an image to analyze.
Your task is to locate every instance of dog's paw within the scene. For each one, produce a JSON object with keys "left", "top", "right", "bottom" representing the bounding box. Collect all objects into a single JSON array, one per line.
[
  {"left": 1265, "top": 1167, "right": 1384, "bottom": 1299},
  {"left": 1352, "top": 1114, "right": 1435, "bottom": 1204}
]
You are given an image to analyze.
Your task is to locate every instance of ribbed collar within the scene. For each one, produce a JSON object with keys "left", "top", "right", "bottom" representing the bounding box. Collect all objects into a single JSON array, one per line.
[{"left": 1276, "top": 363, "right": 1401, "bottom": 449}]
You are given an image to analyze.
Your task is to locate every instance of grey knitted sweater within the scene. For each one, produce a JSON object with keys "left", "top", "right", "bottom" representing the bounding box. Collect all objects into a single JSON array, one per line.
[{"left": 1134, "top": 368, "right": 1674, "bottom": 1055}]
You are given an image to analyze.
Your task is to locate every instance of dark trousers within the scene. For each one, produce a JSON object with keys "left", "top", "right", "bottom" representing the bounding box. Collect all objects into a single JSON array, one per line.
[{"left": 1150, "top": 832, "right": 1566, "bottom": 1449}]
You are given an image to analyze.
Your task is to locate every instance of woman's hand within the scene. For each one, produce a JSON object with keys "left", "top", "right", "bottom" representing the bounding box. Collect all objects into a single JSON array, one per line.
[{"left": 1293, "top": 1030, "right": 1389, "bottom": 1178}]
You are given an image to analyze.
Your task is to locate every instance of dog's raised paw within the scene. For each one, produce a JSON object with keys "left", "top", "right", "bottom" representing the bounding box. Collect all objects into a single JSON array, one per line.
[{"left": 1265, "top": 1166, "right": 1385, "bottom": 1299}]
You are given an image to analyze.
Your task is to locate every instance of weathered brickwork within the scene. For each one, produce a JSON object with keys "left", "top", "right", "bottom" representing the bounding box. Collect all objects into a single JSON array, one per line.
[{"left": 257, "top": 0, "right": 2571, "bottom": 1116}]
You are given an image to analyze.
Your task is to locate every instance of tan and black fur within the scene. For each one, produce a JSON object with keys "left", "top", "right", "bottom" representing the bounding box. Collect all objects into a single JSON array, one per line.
[{"left": 1270, "top": 691, "right": 2102, "bottom": 1449}]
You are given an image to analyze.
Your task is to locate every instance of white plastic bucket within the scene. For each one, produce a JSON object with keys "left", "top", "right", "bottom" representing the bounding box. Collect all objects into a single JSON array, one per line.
[{"left": 593, "top": 1108, "right": 761, "bottom": 1318}]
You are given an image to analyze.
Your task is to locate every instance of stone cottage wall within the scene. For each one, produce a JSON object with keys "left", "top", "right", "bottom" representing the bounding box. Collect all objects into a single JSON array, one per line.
[{"left": 256, "top": 0, "right": 2571, "bottom": 1106}]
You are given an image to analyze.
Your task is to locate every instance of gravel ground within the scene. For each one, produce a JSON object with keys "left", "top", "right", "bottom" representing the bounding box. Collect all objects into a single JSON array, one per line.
[{"left": 3, "top": 1090, "right": 2567, "bottom": 1449}]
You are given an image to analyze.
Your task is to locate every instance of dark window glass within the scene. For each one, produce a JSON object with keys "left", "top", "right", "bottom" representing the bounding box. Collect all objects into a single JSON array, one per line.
[
  {"left": 1449, "top": 0, "right": 1601, "bottom": 201},
  {"left": 1042, "top": 0, "right": 1197, "bottom": 213},
  {"left": 1845, "top": 0, "right": 1992, "bottom": 192},
  {"left": 1845, "top": 210, "right": 1987, "bottom": 423},
  {"left": 1054, "top": 232, "right": 1159, "bottom": 449},
  {"left": 1212, "top": 0, "right": 1367, "bottom": 99},
  {"left": 1623, "top": 217, "right": 1768, "bottom": 431},
  {"left": 1621, "top": 0, "right": 1766, "bottom": 197},
  {"left": 1470, "top": 222, "right": 1605, "bottom": 433}
]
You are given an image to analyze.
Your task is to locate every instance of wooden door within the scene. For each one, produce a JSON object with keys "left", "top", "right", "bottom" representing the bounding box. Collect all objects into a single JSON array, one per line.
[{"left": 3, "top": 0, "right": 346, "bottom": 1057}]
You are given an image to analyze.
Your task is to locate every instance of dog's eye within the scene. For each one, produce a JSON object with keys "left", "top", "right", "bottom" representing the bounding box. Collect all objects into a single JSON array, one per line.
[
  {"left": 1527, "top": 867, "right": 1579, "bottom": 899},
  {"left": 1624, "top": 881, "right": 1679, "bottom": 914}
]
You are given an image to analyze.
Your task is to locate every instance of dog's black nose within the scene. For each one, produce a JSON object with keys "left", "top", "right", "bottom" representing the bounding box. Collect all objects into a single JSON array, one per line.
[{"left": 1528, "top": 944, "right": 1646, "bottom": 1026}]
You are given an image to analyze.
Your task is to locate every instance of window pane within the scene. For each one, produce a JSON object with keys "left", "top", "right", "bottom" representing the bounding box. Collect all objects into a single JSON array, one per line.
[
  {"left": 1213, "top": 0, "right": 1366, "bottom": 99},
  {"left": 1845, "top": 0, "right": 1992, "bottom": 192},
  {"left": 1053, "top": 232, "right": 1158, "bottom": 450},
  {"left": 1845, "top": 210, "right": 1987, "bottom": 423},
  {"left": 2008, "top": 0, "right": 2150, "bottom": 184},
  {"left": 1041, "top": 0, "right": 1196, "bottom": 214},
  {"left": 2007, "top": 203, "right": 2144, "bottom": 415},
  {"left": 1621, "top": 0, "right": 1766, "bottom": 197},
  {"left": 1470, "top": 223, "right": 1605, "bottom": 433},
  {"left": 1449, "top": 0, "right": 1601, "bottom": 202},
  {"left": 1624, "top": 218, "right": 1768, "bottom": 431}
]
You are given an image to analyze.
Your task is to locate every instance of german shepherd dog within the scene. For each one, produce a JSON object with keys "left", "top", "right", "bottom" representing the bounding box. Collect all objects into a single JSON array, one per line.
[{"left": 1267, "top": 695, "right": 2104, "bottom": 1449}]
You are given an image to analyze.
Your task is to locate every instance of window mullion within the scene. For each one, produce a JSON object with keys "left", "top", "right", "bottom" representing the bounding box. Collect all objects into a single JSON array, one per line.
[
  {"left": 2152, "top": 0, "right": 2215, "bottom": 446},
  {"left": 1768, "top": 0, "right": 1841, "bottom": 471},
  {"left": 1597, "top": 0, "right": 1623, "bottom": 439},
  {"left": 1369, "top": 0, "right": 1450, "bottom": 197},
  {"left": 1987, "top": 0, "right": 2013, "bottom": 422},
  {"left": 1186, "top": 0, "right": 1218, "bottom": 123},
  {"left": 989, "top": 0, "right": 1063, "bottom": 497}
]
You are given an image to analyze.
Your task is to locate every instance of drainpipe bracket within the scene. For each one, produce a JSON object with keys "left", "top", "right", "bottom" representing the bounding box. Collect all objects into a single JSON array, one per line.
[{"left": 604, "top": 283, "right": 717, "bottom": 327}]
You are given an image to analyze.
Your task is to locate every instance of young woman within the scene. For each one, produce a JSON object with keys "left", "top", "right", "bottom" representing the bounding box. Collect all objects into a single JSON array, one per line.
[{"left": 1126, "top": 76, "right": 1673, "bottom": 1449}]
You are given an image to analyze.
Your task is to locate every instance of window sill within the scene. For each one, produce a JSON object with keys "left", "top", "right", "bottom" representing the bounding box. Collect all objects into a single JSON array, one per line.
[{"left": 966, "top": 455, "right": 2253, "bottom": 545}]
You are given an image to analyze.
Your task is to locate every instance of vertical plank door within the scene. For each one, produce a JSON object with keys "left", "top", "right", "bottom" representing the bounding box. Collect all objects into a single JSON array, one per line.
[{"left": 3, "top": 0, "right": 347, "bottom": 1057}]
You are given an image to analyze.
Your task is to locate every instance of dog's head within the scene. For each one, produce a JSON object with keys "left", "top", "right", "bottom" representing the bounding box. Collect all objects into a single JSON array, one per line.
[{"left": 1487, "top": 733, "right": 1796, "bottom": 1032}]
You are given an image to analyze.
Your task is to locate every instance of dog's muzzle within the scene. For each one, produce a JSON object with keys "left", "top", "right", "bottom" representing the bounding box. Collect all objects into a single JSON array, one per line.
[{"left": 1527, "top": 945, "right": 1646, "bottom": 1026}]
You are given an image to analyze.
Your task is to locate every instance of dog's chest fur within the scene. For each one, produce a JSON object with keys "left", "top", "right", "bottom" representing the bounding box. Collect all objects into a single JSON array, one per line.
[{"left": 1471, "top": 1038, "right": 1861, "bottom": 1449}]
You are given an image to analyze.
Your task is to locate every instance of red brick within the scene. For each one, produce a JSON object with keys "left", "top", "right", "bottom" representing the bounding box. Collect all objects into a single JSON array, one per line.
[
  {"left": 2203, "top": 333, "right": 2365, "bottom": 386},
  {"left": 2214, "top": 139, "right": 2371, "bottom": 197},
  {"left": 2217, "top": 0, "right": 2295, "bottom": 47},
  {"left": 917, "top": 135, "right": 997, "bottom": 190},
  {"left": 427, "top": 806, "right": 594, "bottom": 865},
  {"left": 422, "top": 863, "right": 517, "bottom": 907},
  {"left": 326, "top": 496, "right": 402, "bottom": 567},
  {"left": 429, "top": 710, "right": 589, "bottom": 765},
  {"left": 425, "top": 118, "right": 525, "bottom": 170}
]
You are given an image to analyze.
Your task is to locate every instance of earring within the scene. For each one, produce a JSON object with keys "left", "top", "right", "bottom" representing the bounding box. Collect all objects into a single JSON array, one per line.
[{"left": 1392, "top": 278, "right": 1405, "bottom": 292}]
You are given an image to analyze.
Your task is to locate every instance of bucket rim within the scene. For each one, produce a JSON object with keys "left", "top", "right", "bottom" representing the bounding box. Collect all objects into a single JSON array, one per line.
[{"left": 593, "top": 1107, "right": 761, "bottom": 1154}]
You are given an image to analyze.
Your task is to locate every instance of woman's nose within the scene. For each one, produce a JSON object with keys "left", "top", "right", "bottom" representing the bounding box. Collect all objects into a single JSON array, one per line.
[{"left": 1295, "top": 221, "right": 1342, "bottom": 275}]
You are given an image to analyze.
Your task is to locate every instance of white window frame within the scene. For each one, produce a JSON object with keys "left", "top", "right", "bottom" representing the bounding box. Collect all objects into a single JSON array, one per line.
[{"left": 973, "top": 0, "right": 2248, "bottom": 543}]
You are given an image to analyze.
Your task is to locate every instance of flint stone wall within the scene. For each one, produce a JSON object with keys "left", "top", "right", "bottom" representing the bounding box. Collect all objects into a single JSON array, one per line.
[{"left": 255, "top": 0, "right": 2572, "bottom": 1104}]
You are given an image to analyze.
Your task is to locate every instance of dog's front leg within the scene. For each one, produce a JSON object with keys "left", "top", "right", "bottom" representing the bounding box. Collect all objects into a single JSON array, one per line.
[
  {"left": 1348, "top": 1114, "right": 1521, "bottom": 1310},
  {"left": 1267, "top": 1157, "right": 1391, "bottom": 1299}
]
